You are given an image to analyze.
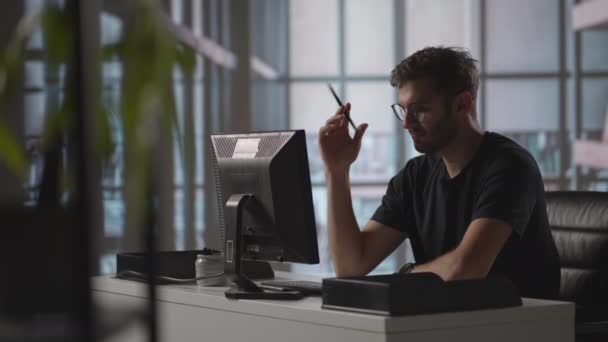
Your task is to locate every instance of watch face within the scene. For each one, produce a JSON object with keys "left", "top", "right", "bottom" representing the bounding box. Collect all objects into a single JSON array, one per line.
[{"left": 398, "top": 262, "right": 415, "bottom": 274}]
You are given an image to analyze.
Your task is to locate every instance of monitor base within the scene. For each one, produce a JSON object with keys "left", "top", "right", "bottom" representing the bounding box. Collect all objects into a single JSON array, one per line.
[{"left": 223, "top": 194, "right": 303, "bottom": 300}]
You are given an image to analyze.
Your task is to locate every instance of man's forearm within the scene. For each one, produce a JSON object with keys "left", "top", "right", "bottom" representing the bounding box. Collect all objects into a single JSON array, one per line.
[
  {"left": 411, "top": 248, "right": 483, "bottom": 281},
  {"left": 326, "top": 170, "right": 365, "bottom": 276},
  {"left": 411, "top": 218, "right": 511, "bottom": 281}
]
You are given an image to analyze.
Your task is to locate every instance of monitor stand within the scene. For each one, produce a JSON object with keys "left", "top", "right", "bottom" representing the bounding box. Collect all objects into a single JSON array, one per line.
[{"left": 223, "top": 194, "right": 302, "bottom": 300}]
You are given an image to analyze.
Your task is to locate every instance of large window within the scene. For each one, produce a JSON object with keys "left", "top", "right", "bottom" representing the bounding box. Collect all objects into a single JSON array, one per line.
[
  {"left": 16, "top": 0, "right": 608, "bottom": 276},
  {"left": 19, "top": 0, "right": 220, "bottom": 274},
  {"left": 483, "top": 0, "right": 563, "bottom": 188},
  {"left": 404, "top": 0, "right": 476, "bottom": 159},
  {"left": 286, "top": 0, "right": 608, "bottom": 276},
  {"left": 288, "top": 0, "right": 408, "bottom": 276},
  {"left": 579, "top": 29, "right": 608, "bottom": 191}
]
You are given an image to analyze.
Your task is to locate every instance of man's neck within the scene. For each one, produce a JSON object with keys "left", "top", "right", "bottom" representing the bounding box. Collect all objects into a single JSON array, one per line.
[{"left": 440, "top": 123, "right": 485, "bottom": 179}]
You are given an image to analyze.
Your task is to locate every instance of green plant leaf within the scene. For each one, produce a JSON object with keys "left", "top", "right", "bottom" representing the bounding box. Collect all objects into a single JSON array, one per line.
[
  {"left": 0, "top": 12, "right": 29, "bottom": 106},
  {"left": 102, "top": 42, "right": 124, "bottom": 61},
  {"left": 175, "top": 43, "right": 195, "bottom": 74},
  {"left": 94, "top": 103, "right": 116, "bottom": 160},
  {"left": 0, "top": 120, "right": 27, "bottom": 180},
  {"left": 42, "top": 98, "right": 72, "bottom": 149},
  {"left": 42, "top": 5, "right": 73, "bottom": 64}
]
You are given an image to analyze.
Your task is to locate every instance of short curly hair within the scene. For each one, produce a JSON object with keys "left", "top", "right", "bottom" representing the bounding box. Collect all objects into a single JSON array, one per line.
[{"left": 390, "top": 46, "right": 479, "bottom": 101}]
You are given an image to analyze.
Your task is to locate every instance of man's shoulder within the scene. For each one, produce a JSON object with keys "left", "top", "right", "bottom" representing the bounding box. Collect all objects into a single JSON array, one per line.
[
  {"left": 481, "top": 132, "right": 540, "bottom": 172},
  {"left": 407, "top": 152, "right": 443, "bottom": 169},
  {"left": 400, "top": 153, "right": 442, "bottom": 178}
]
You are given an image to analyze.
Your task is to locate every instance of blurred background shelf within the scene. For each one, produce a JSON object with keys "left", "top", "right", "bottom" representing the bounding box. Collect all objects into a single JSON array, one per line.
[
  {"left": 572, "top": 1, "right": 608, "bottom": 172},
  {"left": 574, "top": 139, "right": 608, "bottom": 169},
  {"left": 574, "top": 104, "right": 608, "bottom": 169},
  {"left": 572, "top": 0, "right": 608, "bottom": 30}
]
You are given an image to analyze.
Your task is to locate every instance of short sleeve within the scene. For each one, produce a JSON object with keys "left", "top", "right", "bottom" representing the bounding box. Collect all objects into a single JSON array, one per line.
[
  {"left": 472, "top": 153, "right": 540, "bottom": 237},
  {"left": 371, "top": 162, "right": 414, "bottom": 234}
]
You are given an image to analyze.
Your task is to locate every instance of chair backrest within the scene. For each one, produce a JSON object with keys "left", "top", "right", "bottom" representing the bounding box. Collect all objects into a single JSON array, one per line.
[{"left": 546, "top": 191, "right": 608, "bottom": 321}]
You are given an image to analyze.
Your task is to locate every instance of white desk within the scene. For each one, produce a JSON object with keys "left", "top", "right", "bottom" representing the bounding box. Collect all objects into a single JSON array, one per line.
[{"left": 93, "top": 272, "right": 574, "bottom": 342}]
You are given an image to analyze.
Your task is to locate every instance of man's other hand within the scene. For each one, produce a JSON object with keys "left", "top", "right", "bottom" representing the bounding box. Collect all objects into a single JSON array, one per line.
[{"left": 318, "top": 102, "right": 368, "bottom": 175}]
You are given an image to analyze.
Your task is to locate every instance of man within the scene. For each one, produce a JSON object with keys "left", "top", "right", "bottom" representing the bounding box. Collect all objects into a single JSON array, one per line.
[{"left": 318, "top": 46, "right": 560, "bottom": 299}]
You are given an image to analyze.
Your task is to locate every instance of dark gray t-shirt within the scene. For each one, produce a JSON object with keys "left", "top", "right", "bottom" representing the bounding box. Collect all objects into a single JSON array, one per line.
[{"left": 372, "top": 132, "right": 560, "bottom": 299}]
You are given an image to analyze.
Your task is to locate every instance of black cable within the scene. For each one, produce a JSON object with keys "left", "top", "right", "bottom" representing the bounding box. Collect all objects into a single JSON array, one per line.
[{"left": 116, "top": 270, "right": 225, "bottom": 284}]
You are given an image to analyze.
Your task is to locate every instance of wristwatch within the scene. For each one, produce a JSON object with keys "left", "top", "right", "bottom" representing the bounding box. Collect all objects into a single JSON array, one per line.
[{"left": 398, "top": 262, "right": 416, "bottom": 274}]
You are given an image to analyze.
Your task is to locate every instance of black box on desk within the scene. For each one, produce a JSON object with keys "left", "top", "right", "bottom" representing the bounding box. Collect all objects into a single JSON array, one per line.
[
  {"left": 116, "top": 250, "right": 274, "bottom": 282},
  {"left": 322, "top": 273, "right": 522, "bottom": 316}
]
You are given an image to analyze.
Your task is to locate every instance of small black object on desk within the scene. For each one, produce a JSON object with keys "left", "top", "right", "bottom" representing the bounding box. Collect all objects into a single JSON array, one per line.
[{"left": 116, "top": 250, "right": 274, "bottom": 284}]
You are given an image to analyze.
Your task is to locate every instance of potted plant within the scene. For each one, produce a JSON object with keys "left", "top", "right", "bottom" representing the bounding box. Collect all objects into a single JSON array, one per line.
[{"left": 0, "top": 0, "right": 194, "bottom": 338}]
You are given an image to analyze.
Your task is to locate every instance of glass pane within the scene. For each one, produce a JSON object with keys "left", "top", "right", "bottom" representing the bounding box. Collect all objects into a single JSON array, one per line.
[
  {"left": 174, "top": 145, "right": 184, "bottom": 186},
  {"left": 290, "top": 82, "right": 343, "bottom": 183},
  {"left": 194, "top": 54, "right": 204, "bottom": 82},
  {"left": 102, "top": 144, "right": 123, "bottom": 187},
  {"left": 103, "top": 190, "right": 124, "bottom": 237},
  {"left": 345, "top": 82, "right": 394, "bottom": 134},
  {"left": 102, "top": 61, "right": 122, "bottom": 86},
  {"left": 193, "top": 0, "right": 202, "bottom": 35},
  {"left": 292, "top": 186, "right": 331, "bottom": 276},
  {"left": 100, "top": 12, "right": 122, "bottom": 46},
  {"left": 586, "top": 182, "right": 608, "bottom": 192},
  {"left": 27, "top": 27, "right": 43, "bottom": 50},
  {"left": 25, "top": 0, "right": 44, "bottom": 13},
  {"left": 582, "top": 31, "right": 608, "bottom": 72},
  {"left": 346, "top": 82, "right": 397, "bottom": 181},
  {"left": 25, "top": 61, "right": 44, "bottom": 89},
  {"left": 289, "top": 0, "right": 339, "bottom": 76},
  {"left": 57, "top": 64, "right": 67, "bottom": 90},
  {"left": 345, "top": 0, "right": 393, "bottom": 75},
  {"left": 351, "top": 186, "right": 385, "bottom": 226},
  {"left": 251, "top": 81, "right": 287, "bottom": 131},
  {"left": 175, "top": 188, "right": 184, "bottom": 249},
  {"left": 499, "top": 131, "right": 561, "bottom": 178},
  {"left": 289, "top": 82, "right": 341, "bottom": 132},
  {"left": 485, "top": 79, "right": 559, "bottom": 131},
  {"left": 196, "top": 133, "right": 204, "bottom": 185},
  {"left": 194, "top": 58, "right": 204, "bottom": 185},
  {"left": 195, "top": 187, "right": 205, "bottom": 248},
  {"left": 486, "top": 0, "right": 558, "bottom": 72},
  {"left": 406, "top": 0, "right": 474, "bottom": 55},
  {"left": 171, "top": 0, "right": 184, "bottom": 24},
  {"left": 25, "top": 0, "right": 44, "bottom": 50},
  {"left": 486, "top": 80, "right": 561, "bottom": 178},
  {"left": 582, "top": 78, "right": 608, "bottom": 131},
  {"left": 250, "top": 0, "right": 285, "bottom": 71},
  {"left": 24, "top": 92, "right": 46, "bottom": 136},
  {"left": 194, "top": 82, "right": 206, "bottom": 185},
  {"left": 567, "top": 79, "right": 575, "bottom": 133},
  {"left": 100, "top": 252, "right": 117, "bottom": 275},
  {"left": 292, "top": 185, "right": 401, "bottom": 276},
  {"left": 352, "top": 186, "right": 399, "bottom": 274},
  {"left": 25, "top": 137, "right": 43, "bottom": 194},
  {"left": 174, "top": 82, "right": 184, "bottom": 187}
]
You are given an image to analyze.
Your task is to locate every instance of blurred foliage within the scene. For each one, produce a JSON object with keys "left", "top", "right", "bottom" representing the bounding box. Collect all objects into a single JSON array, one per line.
[
  {"left": 0, "top": 9, "right": 36, "bottom": 178},
  {"left": 0, "top": 0, "right": 194, "bottom": 202}
]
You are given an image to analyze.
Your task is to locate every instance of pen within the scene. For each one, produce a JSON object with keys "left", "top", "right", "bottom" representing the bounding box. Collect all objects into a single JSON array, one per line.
[{"left": 327, "top": 84, "right": 357, "bottom": 132}]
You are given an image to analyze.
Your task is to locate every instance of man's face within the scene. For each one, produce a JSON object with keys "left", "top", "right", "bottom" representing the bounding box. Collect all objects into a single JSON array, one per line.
[{"left": 398, "top": 79, "right": 458, "bottom": 154}]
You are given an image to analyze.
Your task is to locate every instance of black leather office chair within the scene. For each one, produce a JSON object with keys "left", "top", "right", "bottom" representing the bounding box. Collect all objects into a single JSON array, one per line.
[{"left": 546, "top": 191, "right": 608, "bottom": 342}]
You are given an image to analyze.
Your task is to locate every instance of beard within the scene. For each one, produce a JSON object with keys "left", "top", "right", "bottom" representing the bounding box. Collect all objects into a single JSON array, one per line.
[{"left": 412, "top": 106, "right": 459, "bottom": 154}]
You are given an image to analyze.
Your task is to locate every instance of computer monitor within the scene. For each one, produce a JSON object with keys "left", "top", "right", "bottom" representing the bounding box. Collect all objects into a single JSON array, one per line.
[{"left": 210, "top": 129, "right": 319, "bottom": 299}]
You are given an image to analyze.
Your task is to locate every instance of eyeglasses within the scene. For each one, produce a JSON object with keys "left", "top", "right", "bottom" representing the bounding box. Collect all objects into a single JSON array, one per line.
[{"left": 391, "top": 103, "right": 427, "bottom": 123}]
